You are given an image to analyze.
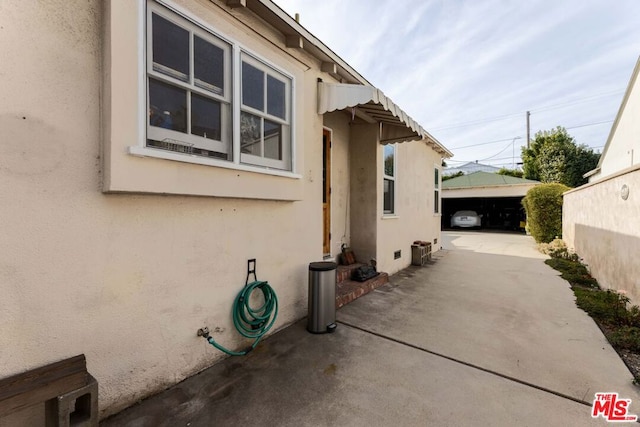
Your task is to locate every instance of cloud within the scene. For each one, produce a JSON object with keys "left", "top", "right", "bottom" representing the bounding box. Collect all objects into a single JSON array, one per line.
[{"left": 273, "top": 0, "right": 640, "bottom": 165}]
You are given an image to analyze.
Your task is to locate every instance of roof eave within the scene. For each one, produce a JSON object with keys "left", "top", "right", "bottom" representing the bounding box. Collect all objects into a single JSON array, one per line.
[
  {"left": 595, "top": 56, "right": 640, "bottom": 169},
  {"left": 248, "top": 0, "right": 370, "bottom": 85}
]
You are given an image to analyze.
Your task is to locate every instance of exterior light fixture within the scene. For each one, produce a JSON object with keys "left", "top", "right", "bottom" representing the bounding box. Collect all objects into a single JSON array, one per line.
[{"left": 621, "top": 184, "right": 629, "bottom": 200}]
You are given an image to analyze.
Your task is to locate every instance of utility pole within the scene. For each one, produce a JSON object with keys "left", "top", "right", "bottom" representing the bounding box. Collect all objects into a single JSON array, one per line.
[
  {"left": 511, "top": 136, "right": 522, "bottom": 169},
  {"left": 526, "top": 111, "right": 531, "bottom": 148}
]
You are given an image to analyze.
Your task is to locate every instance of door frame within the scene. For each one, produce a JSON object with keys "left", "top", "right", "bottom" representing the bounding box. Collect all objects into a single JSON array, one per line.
[{"left": 322, "top": 128, "right": 332, "bottom": 256}]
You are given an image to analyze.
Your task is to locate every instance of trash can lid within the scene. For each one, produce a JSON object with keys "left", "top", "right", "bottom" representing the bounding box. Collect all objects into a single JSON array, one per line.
[{"left": 309, "top": 261, "right": 337, "bottom": 271}]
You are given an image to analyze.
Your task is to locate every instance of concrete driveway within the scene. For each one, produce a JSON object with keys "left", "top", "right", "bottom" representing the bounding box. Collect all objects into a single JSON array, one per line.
[{"left": 103, "top": 231, "right": 638, "bottom": 426}]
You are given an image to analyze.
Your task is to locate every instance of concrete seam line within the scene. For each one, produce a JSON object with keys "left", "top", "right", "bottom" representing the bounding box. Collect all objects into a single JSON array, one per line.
[{"left": 337, "top": 320, "right": 592, "bottom": 408}]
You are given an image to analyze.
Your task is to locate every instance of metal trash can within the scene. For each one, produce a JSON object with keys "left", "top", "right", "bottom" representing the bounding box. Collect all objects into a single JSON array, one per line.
[{"left": 307, "top": 261, "right": 338, "bottom": 334}]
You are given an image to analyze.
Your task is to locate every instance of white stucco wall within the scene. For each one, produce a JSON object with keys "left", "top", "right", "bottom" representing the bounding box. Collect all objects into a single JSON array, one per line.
[
  {"left": 0, "top": 0, "right": 330, "bottom": 419},
  {"left": 563, "top": 166, "right": 640, "bottom": 303},
  {"left": 349, "top": 124, "right": 379, "bottom": 264},
  {"left": 377, "top": 141, "right": 443, "bottom": 275}
]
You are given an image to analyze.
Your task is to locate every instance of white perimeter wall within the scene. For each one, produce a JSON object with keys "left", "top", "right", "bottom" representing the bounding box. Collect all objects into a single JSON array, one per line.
[{"left": 563, "top": 167, "right": 640, "bottom": 303}]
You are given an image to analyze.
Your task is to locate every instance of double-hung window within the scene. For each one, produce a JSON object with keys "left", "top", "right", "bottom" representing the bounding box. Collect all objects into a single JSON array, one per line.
[
  {"left": 383, "top": 144, "right": 396, "bottom": 215},
  {"left": 145, "top": 1, "right": 292, "bottom": 171},
  {"left": 147, "top": 6, "right": 232, "bottom": 158},
  {"left": 240, "top": 54, "right": 291, "bottom": 170}
]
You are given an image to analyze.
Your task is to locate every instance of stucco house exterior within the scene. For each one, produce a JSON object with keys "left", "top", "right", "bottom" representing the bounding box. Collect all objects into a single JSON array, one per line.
[
  {"left": 563, "top": 56, "right": 640, "bottom": 303},
  {"left": 0, "top": 0, "right": 451, "bottom": 420}
]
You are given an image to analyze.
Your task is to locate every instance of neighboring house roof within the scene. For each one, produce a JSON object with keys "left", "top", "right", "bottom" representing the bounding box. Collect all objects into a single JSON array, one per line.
[
  {"left": 585, "top": 55, "right": 640, "bottom": 180},
  {"left": 442, "top": 171, "right": 539, "bottom": 198},
  {"left": 443, "top": 162, "right": 501, "bottom": 176},
  {"left": 443, "top": 171, "right": 538, "bottom": 189},
  {"left": 250, "top": 0, "right": 452, "bottom": 156}
]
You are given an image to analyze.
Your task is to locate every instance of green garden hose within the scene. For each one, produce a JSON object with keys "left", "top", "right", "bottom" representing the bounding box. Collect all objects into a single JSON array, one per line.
[{"left": 201, "top": 280, "right": 278, "bottom": 356}]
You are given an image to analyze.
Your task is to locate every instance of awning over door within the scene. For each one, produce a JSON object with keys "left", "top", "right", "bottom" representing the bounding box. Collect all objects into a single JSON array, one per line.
[{"left": 317, "top": 82, "right": 452, "bottom": 156}]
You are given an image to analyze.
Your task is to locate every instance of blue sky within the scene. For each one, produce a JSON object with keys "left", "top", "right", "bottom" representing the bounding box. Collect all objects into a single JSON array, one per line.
[{"left": 272, "top": 0, "right": 640, "bottom": 168}]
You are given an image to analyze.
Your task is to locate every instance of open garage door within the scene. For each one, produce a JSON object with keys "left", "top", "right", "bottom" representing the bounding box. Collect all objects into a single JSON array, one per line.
[
  {"left": 442, "top": 197, "right": 527, "bottom": 231},
  {"left": 441, "top": 172, "right": 539, "bottom": 231}
]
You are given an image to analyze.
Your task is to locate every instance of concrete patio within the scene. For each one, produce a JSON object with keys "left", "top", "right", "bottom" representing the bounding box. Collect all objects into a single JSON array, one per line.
[{"left": 101, "top": 231, "right": 638, "bottom": 426}]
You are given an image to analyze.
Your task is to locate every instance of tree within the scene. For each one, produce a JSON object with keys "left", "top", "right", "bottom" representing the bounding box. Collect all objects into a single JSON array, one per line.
[
  {"left": 497, "top": 168, "right": 524, "bottom": 178},
  {"left": 442, "top": 171, "right": 464, "bottom": 181},
  {"left": 521, "top": 126, "right": 599, "bottom": 188}
]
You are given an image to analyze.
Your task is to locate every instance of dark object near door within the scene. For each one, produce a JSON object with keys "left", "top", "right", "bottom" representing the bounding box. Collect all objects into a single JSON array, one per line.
[{"left": 352, "top": 265, "right": 379, "bottom": 282}]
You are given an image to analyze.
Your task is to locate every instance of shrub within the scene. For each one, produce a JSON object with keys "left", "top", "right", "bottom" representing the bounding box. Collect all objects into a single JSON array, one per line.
[
  {"left": 545, "top": 258, "right": 598, "bottom": 288},
  {"left": 573, "top": 288, "right": 631, "bottom": 326},
  {"left": 608, "top": 326, "right": 640, "bottom": 352},
  {"left": 522, "top": 183, "right": 570, "bottom": 243},
  {"left": 537, "top": 238, "right": 579, "bottom": 261}
]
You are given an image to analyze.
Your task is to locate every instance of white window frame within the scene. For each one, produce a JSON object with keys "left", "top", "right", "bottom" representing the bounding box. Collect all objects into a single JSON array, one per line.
[
  {"left": 434, "top": 164, "right": 441, "bottom": 215},
  {"left": 140, "top": 0, "right": 295, "bottom": 173},
  {"left": 146, "top": 3, "right": 232, "bottom": 156},
  {"left": 239, "top": 53, "right": 292, "bottom": 170},
  {"left": 383, "top": 144, "right": 397, "bottom": 215}
]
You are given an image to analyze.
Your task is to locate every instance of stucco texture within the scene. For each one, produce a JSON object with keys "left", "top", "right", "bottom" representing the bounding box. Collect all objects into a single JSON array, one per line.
[
  {"left": 377, "top": 141, "right": 443, "bottom": 275},
  {"left": 563, "top": 168, "right": 640, "bottom": 303},
  {"left": 0, "top": 0, "right": 324, "bottom": 418},
  {"left": 0, "top": 0, "right": 447, "bottom": 420}
]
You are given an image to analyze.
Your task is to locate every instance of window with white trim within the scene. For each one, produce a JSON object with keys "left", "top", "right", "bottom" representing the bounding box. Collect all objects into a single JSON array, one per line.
[
  {"left": 240, "top": 54, "right": 291, "bottom": 169},
  {"left": 434, "top": 167, "right": 440, "bottom": 214},
  {"left": 383, "top": 144, "right": 396, "bottom": 215},
  {"left": 146, "top": 1, "right": 292, "bottom": 170}
]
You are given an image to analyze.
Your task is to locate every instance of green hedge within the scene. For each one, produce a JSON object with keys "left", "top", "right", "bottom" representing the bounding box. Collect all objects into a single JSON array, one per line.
[{"left": 522, "top": 183, "right": 570, "bottom": 243}]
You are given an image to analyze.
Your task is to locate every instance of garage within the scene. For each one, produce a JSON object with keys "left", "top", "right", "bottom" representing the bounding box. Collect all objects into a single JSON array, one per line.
[{"left": 441, "top": 172, "right": 540, "bottom": 231}]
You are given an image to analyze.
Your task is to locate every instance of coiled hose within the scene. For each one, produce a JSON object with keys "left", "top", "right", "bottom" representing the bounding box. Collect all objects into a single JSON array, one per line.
[{"left": 204, "top": 280, "right": 278, "bottom": 356}]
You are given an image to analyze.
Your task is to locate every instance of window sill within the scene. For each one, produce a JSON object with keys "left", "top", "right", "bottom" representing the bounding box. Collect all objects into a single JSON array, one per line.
[
  {"left": 128, "top": 146, "right": 302, "bottom": 180},
  {"left": 382, "top": 214, "right": 399, "bottom": 220}
]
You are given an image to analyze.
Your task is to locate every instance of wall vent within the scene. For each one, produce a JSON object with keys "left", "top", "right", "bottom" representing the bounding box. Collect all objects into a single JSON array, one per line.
[
  {"left": 434, "top": 238, "right": 438, "bottom": 244},
  {"left": 394, "top": 250, "right": 401, "bottom": 259}
]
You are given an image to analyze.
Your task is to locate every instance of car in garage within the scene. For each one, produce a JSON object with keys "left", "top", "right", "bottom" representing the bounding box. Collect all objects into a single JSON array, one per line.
[{"left": 450, "top": 210, "right": 482, "bottom": 228}]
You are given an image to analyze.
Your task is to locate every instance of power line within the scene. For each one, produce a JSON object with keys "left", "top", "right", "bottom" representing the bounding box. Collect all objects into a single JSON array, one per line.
[
  {"left": 479, "top": 138, "right": 521, "bottom": 162},
  {"left": 429, "top": 90, "right": 623, "bottom": 131},
  {"left": 446, "top": 156, "right": 522, "bottom": 165},
  {"left": 447, "top": 120, "right": 612, "bottom": 161},
  {"left": 565, "top": 120, "right": 613, "bottom": 130},
  {"left": 449, "top": 136, "right": 523, "bottom": 150},
  {"left": 529, "top": 90, "right": 624, "bottom": 114},
  {"left": 430, "top": 113, "right": 521, "bottom": 131}
]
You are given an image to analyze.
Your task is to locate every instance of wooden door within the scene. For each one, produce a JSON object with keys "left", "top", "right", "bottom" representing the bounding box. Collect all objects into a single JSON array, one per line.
[{"left": 323, "top": 129, "right": 331, "bottom": 255}]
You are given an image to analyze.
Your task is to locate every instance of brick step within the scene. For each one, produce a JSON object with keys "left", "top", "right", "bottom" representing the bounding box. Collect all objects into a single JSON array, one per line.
[
  {"left": 336, "top": 263, "right": 366, "bottom": 284},
  {"left": 336, "top": 272, "right": 389, "bottom": 309}
]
